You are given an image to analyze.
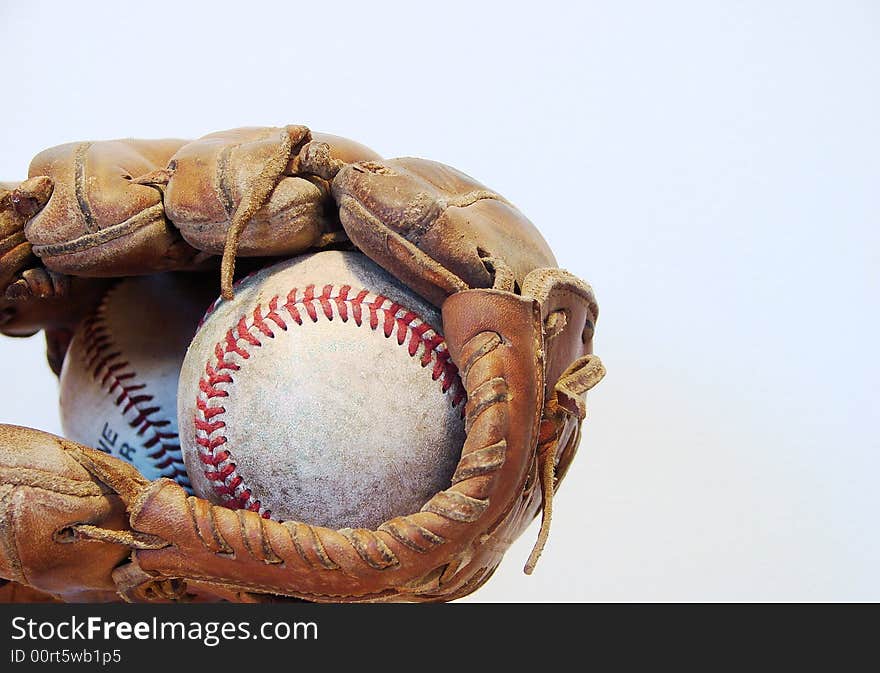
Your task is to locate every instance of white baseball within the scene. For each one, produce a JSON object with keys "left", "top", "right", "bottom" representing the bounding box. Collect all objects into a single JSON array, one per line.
[
  {"left": 60, "top": 273, "right": 216, "bottom": 487},
  {"left": 177, "top": 250, "right": 466, "bottom": 530}
]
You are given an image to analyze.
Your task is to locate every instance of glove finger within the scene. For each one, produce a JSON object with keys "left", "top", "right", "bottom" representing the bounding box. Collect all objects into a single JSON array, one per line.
[
  {"left": 162, "top": 126, "right": 382, "bottom": 258},
  {"left": 0, "top": 424, "right": 144, "bottom": 601},
  {"left": 20, "top": 139, "right": 202, "bottom": 276},
  {"left": 332, "top": 157, "right": 557, "bottom": 307}
]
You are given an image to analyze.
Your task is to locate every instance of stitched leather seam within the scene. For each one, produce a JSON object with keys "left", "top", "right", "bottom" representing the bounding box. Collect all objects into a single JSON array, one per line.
[
  {"left": 32, "top": 203, "right": 166, "bottom": 256},
  {"left": 194, "top": 284, "right": 466, "bottom": 518},
  {"left": 0, "top": 467, "right": 109, "bottom": 497},
  {"left": 73, "top": 143, "right": 97, "bottom": 233}
]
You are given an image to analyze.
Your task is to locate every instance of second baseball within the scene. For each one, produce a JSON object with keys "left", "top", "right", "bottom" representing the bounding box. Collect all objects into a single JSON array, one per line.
[
  {"left": 178, "top": 250, "right": 466, "bottom": 530},
  {"left": 60, "top": 273, "right": 216, "bottom": 487}
]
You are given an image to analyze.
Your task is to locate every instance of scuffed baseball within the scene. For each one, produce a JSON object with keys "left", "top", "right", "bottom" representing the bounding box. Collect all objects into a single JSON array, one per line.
[
  {"left": 59, "top": 273, "right": 216, "bottom": 487},
  {"left": 178, "top": 250, "right": 466, "bottom": 530}
]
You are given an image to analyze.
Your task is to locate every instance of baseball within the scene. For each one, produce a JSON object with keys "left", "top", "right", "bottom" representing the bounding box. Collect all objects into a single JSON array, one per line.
[
  {"left": 59, "top": 273, "right": 216, "bottom": 487},
  {"left": 177, "top": 250, "right": 466, "bottom": 530}
]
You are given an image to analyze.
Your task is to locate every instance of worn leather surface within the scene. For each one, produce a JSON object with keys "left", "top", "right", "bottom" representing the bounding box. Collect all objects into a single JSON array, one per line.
[
  {"left": 11, "top": 127, "right": 381, "bottom": 287},
  {"left": 0, "top": 579, "right": 61, "bottom": 603},
  {"left": 522, "top": 268, "right": 600, "bottom": 482},
  {"left": 0, "top": 277, "right": 110, "bottom": 338},
  {"left": 22, "top": 139, "right": 202, "bottom": 276},
  {"left": 333, "top": 158, "right": 557, "bottom": 308},
  {"left": 0, "top": 182, "right": 34, "bottom": 292},
  {"left": 0, "top": 425, "right": 138, "bottom": 602},
  {"left": 0, "top": 125, "right": 601, "bottom": 602},
  {"left": 160, "top": 127, "right": 380, "bottom": 256}
]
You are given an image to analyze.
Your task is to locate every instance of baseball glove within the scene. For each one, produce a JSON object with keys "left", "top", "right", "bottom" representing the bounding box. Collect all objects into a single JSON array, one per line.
[{"left": 0, "top": 126, "right": 603, "bottom": 602}]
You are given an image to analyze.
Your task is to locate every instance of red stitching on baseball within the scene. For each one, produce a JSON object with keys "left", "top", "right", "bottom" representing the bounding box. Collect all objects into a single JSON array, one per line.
[
  {"left": 79, "top": 292, "right": 190, "bottom": 488},
  {"left": 194, "top": 284, "right": 467, "bottom": 519}
]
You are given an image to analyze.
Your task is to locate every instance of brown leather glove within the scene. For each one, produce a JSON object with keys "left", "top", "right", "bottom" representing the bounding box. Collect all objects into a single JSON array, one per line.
[{"left": 0, "top": 126, "right": 603, "bottom": 602}]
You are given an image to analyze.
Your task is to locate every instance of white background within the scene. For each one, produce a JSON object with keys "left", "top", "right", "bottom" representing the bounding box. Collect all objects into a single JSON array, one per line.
[{"left": 1, "top": 1, "right": 876, "bottom": 601}]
